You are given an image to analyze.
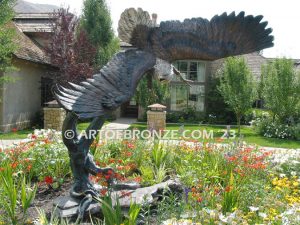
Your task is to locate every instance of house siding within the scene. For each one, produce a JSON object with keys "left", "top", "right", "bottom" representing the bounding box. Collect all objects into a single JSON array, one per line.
[{"left": 0, "top": 58, "right": 48, "bottom": 132}]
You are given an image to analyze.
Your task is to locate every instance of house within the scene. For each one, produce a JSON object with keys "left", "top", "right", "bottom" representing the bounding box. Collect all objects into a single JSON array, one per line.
[
  {"left": 2, "top": 2, "right": 298, "bottom": 131},
  {"left": 118, "top": 44, "right": 274, "bottom": 119},
  {"left": 0, "top": 4, "right": 57, "bottom": 132}
]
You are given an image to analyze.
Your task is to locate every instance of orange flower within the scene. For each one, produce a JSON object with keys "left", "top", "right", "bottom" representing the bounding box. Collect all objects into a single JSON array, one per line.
[
  {"left": 134, "top": 176, "right": 142, "bottom": 183},
  {"left": 108, "top": 158, "right": 115, "bottom": 163},
  {"left": 225, "top": 185, "right": 233, "bottom": 192},
  {"left": 27, "top": 165, "right": 32, "bottom": 171},
  {"left": 191, "top": 187, "right": 197, "bottom": 193},
  {"left": 11, "top": 162, "right": 18, "bottom": 169},
  {"left": 197, "top": 197, "right": 203, "bottom": 203},
  {"left": 227, "top": 156, "right": 237, "bottom": 162}
]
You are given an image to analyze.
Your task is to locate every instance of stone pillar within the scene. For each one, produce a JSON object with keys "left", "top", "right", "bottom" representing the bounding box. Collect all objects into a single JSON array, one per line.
[
  {"left": 147, "top": 103, "right": 166, "bottom": 131},
  {"left": 44, "top": 100, "right": 66, "bottom": 131}
]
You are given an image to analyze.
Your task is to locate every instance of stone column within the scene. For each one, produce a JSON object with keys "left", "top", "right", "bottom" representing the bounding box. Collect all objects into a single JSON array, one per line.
[
  {"left": 147, "top": 103, "right": 166, "bottom": 131},
  {"left": 43, "top": 100, "right": 66, "bottom": 131}
]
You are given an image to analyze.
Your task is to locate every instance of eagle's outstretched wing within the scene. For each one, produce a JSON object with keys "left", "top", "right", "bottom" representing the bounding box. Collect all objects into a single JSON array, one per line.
[
  {"left": 119, "top": 10, "right": 274, "bottom": 61},
  {"left": 54, "top": 50, "right": 156, "bottom": 119}
]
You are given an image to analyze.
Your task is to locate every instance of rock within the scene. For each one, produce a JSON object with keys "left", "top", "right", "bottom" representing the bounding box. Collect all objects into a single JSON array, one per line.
[
  {"left": 53, "top": 178, "right": 183, "bottom": 218},
  {"left": 53, "top": 196, "right": 101, "bottom": 218}
]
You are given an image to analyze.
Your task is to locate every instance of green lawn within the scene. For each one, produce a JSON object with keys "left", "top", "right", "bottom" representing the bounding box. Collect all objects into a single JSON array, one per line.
[
  {"left": 129, "top": 123, "right": 300, "bottom": 149},
  {"left": 0, "top": 121, "right": 110, "bottom": 140},
  {"left": 0, "top": 129, "right": 33, "bottom": 140}
]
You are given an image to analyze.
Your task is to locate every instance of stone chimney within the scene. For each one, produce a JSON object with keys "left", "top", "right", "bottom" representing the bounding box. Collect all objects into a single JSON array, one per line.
[{"left": 152, "top": 13, "right": 158, "bottom": 27}]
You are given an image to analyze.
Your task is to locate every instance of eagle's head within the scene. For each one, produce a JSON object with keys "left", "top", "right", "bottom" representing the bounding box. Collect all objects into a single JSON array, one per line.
[
  {"left": 153, "top": 58, "right": 193, "bottom": 86},
  {"left": 153, "top": 58, "right": 175, "bottom": 83}
]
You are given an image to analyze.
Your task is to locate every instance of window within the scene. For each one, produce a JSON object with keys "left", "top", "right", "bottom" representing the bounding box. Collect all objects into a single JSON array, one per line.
[
  {"left": 170, "top": 60, "right": 206, "bottom": 111},
  {"left": 173, "top": 61, "right": 206, "bottom": 82}
]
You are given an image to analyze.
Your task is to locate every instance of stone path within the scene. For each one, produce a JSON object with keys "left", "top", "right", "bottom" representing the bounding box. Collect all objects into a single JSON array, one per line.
[
  {"left": 0, "top": 139, "right": 30, "bottom": 149},
  {"left": 102, "top": 117, "right": 136, "bottom": 130},
  {"left": 0, "top": 118, "right": 137, "bottom": 149}
]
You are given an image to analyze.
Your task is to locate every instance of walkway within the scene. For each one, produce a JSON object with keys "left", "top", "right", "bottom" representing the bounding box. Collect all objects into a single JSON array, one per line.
[
  {"left": 0, "top": 117, "right": 137, "bottom": 148},
  {"left": 0, "top": 139, "right": 31, "bottom": 149},
  {"left": 102, "top": 117, "right": 136, "bottom": 130}
]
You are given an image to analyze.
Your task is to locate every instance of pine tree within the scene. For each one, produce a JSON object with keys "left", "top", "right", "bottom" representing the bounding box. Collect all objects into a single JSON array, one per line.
[{"left": 81, "top": 0, "right": 119, "bottom": 69}]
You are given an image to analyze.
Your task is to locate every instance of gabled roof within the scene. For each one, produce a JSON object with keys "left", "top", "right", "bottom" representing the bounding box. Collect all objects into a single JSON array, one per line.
[
  {"left": 14, "top": 0, "right": 58, "bottom": 13},
  {"left": 11, "top": 22, "right": 50, "bottom": 65},
  {"left": 13, "top": 13, "right": 54, "bottom": 33}
]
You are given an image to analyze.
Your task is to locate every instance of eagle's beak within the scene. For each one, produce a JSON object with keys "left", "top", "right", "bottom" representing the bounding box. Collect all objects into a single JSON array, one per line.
[{"left": 172, "top": 67, "right": 193, "bottom": 87}]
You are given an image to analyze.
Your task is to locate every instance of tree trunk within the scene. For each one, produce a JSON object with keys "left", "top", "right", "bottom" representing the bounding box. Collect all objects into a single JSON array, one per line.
[{"left": 237, "top": 114, "right": 241, "bottom": 137}]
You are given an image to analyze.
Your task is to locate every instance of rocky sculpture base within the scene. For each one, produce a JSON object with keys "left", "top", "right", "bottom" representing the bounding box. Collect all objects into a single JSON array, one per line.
[{"left": 53, "top": 179, "right": 182, "bottom": 218}]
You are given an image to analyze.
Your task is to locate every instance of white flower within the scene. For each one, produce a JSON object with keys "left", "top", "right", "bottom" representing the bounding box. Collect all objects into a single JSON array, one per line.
[
  {"left": 249, "top": 206, "right": 259, "bottom": 212},
  {"left": 259, "top": 212, "right": 267, "bottom": 218}
]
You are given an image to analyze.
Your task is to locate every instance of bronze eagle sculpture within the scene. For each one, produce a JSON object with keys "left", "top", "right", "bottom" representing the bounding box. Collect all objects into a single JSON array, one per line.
[{"left": 54, "top": 8, "right": 274, "bottom": 219}]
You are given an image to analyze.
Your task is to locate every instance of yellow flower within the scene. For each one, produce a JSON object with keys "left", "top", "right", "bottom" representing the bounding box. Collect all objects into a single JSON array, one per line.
[{"left": 293, "top": 181, "right": 299, "bottom": 187}]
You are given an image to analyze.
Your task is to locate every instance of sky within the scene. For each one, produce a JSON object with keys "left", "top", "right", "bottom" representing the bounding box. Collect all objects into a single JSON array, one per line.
[{"left": 25, "top": 0, "right": 300, "bottom": 59}]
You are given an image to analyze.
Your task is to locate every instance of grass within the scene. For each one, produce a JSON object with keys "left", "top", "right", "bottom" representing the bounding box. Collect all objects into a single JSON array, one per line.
[
  {"left": 0, "top": 121, "right": 110, "bottom": 140},
  {"left": 129, "top": 123, "right": 300, "bottom": 149},
  {"left": 0, "top": 129, "right": 33, "bottom": 140}
]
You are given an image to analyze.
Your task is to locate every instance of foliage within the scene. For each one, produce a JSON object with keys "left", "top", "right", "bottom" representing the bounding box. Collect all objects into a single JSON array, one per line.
[
  {"left": 262, "top": 58, "right": 300, "bottom": 123},
  {"left": 252, "top": 116, "right": 300, "bottom": 140},
  {"left": 1, "top": 130, "right": 300, "bottom": 224},
  {"left": 206, "top": 75, "right": 236, "bottom": 124},
  {"left": 218, "top": 57, "right": 257, "bottom": 135},
  {"left": 0, "top": 0, "right": 17, "bottom": 74},
  {"left": 0, "top": 165, "right": 37, "bottom": 225},
  {"left": 135, "top": 73, "right": 170, "bottom": 109},
  {"left": 47, "top": 8, "right": 96, "bottom": 84},
  {"left": 81, "top": 0, "right": 119, "bottom": 69},
  {"left": 166, "top": 107, "right": 205, "bottom": 123}
]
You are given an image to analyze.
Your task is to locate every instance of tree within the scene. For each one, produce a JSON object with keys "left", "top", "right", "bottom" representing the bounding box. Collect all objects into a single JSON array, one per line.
[
  {"left": 218, "top": 57, "right": 257, "bottom": 135},
  {"left": 81, "top": 0, "right": 119, "bottom": 69},
  {"left": 262, "top": 58, "right": 300, "bottom": 123},
  {"left": 0, "top": 0, "right": 17, "bottom": 75},
  {"left": 47, "top": 8, "right": 96, "bottom": 84},
  {"left": 135, "top": 72, "right": 170, "bottom": 108}
]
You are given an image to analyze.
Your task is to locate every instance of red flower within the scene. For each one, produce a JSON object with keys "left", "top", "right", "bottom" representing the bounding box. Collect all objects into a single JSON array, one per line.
[
  {"left": 105, "top": 175, "right": 110, "bottom": 180},
  {"left": 127, "top": 143, "right": 135, "bottom": 149},
  {"left": 100, "top": 189, "right": 108, "bottom": 196},
  {"left": 31, "top": 134, "right": 37, "bottom": 139},
  {"left": 11, "top": 128, "right": 18, "bottom": 133},
  {"left": 107, "top": 169, "right": 114, "bottom": 175},
  {"left": 44, "top": 176, "right": 54, "bottom": 185}
]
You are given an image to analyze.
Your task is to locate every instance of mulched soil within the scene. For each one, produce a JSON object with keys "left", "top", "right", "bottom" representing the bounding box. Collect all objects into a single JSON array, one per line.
[{"left": 27, "top": 179, "right": 73, "bottom": 223}]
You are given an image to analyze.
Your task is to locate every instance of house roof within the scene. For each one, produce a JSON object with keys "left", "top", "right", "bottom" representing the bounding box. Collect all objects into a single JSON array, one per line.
[
  {"left": 13, "top": 13, "right": 54, "bottom": 33},
  {"left": 14, "top": 0, "right": 58, "bottom": 13},
  {"left": 11, "top": 22, "right": 50, "bottom": 65}
]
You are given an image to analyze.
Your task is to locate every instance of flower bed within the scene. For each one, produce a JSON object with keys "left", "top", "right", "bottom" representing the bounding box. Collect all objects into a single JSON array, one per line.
[{"left": 0, "top": 130, "right": 299, "bottom": 224}]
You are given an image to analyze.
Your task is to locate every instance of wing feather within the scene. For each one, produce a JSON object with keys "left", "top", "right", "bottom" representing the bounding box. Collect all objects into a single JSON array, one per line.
[
  {"left": 54, "top": 50, "right": 156, "bottom": 119},
  {"left": 120, "top": 9, "right": 274, "bottom": 61}
]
